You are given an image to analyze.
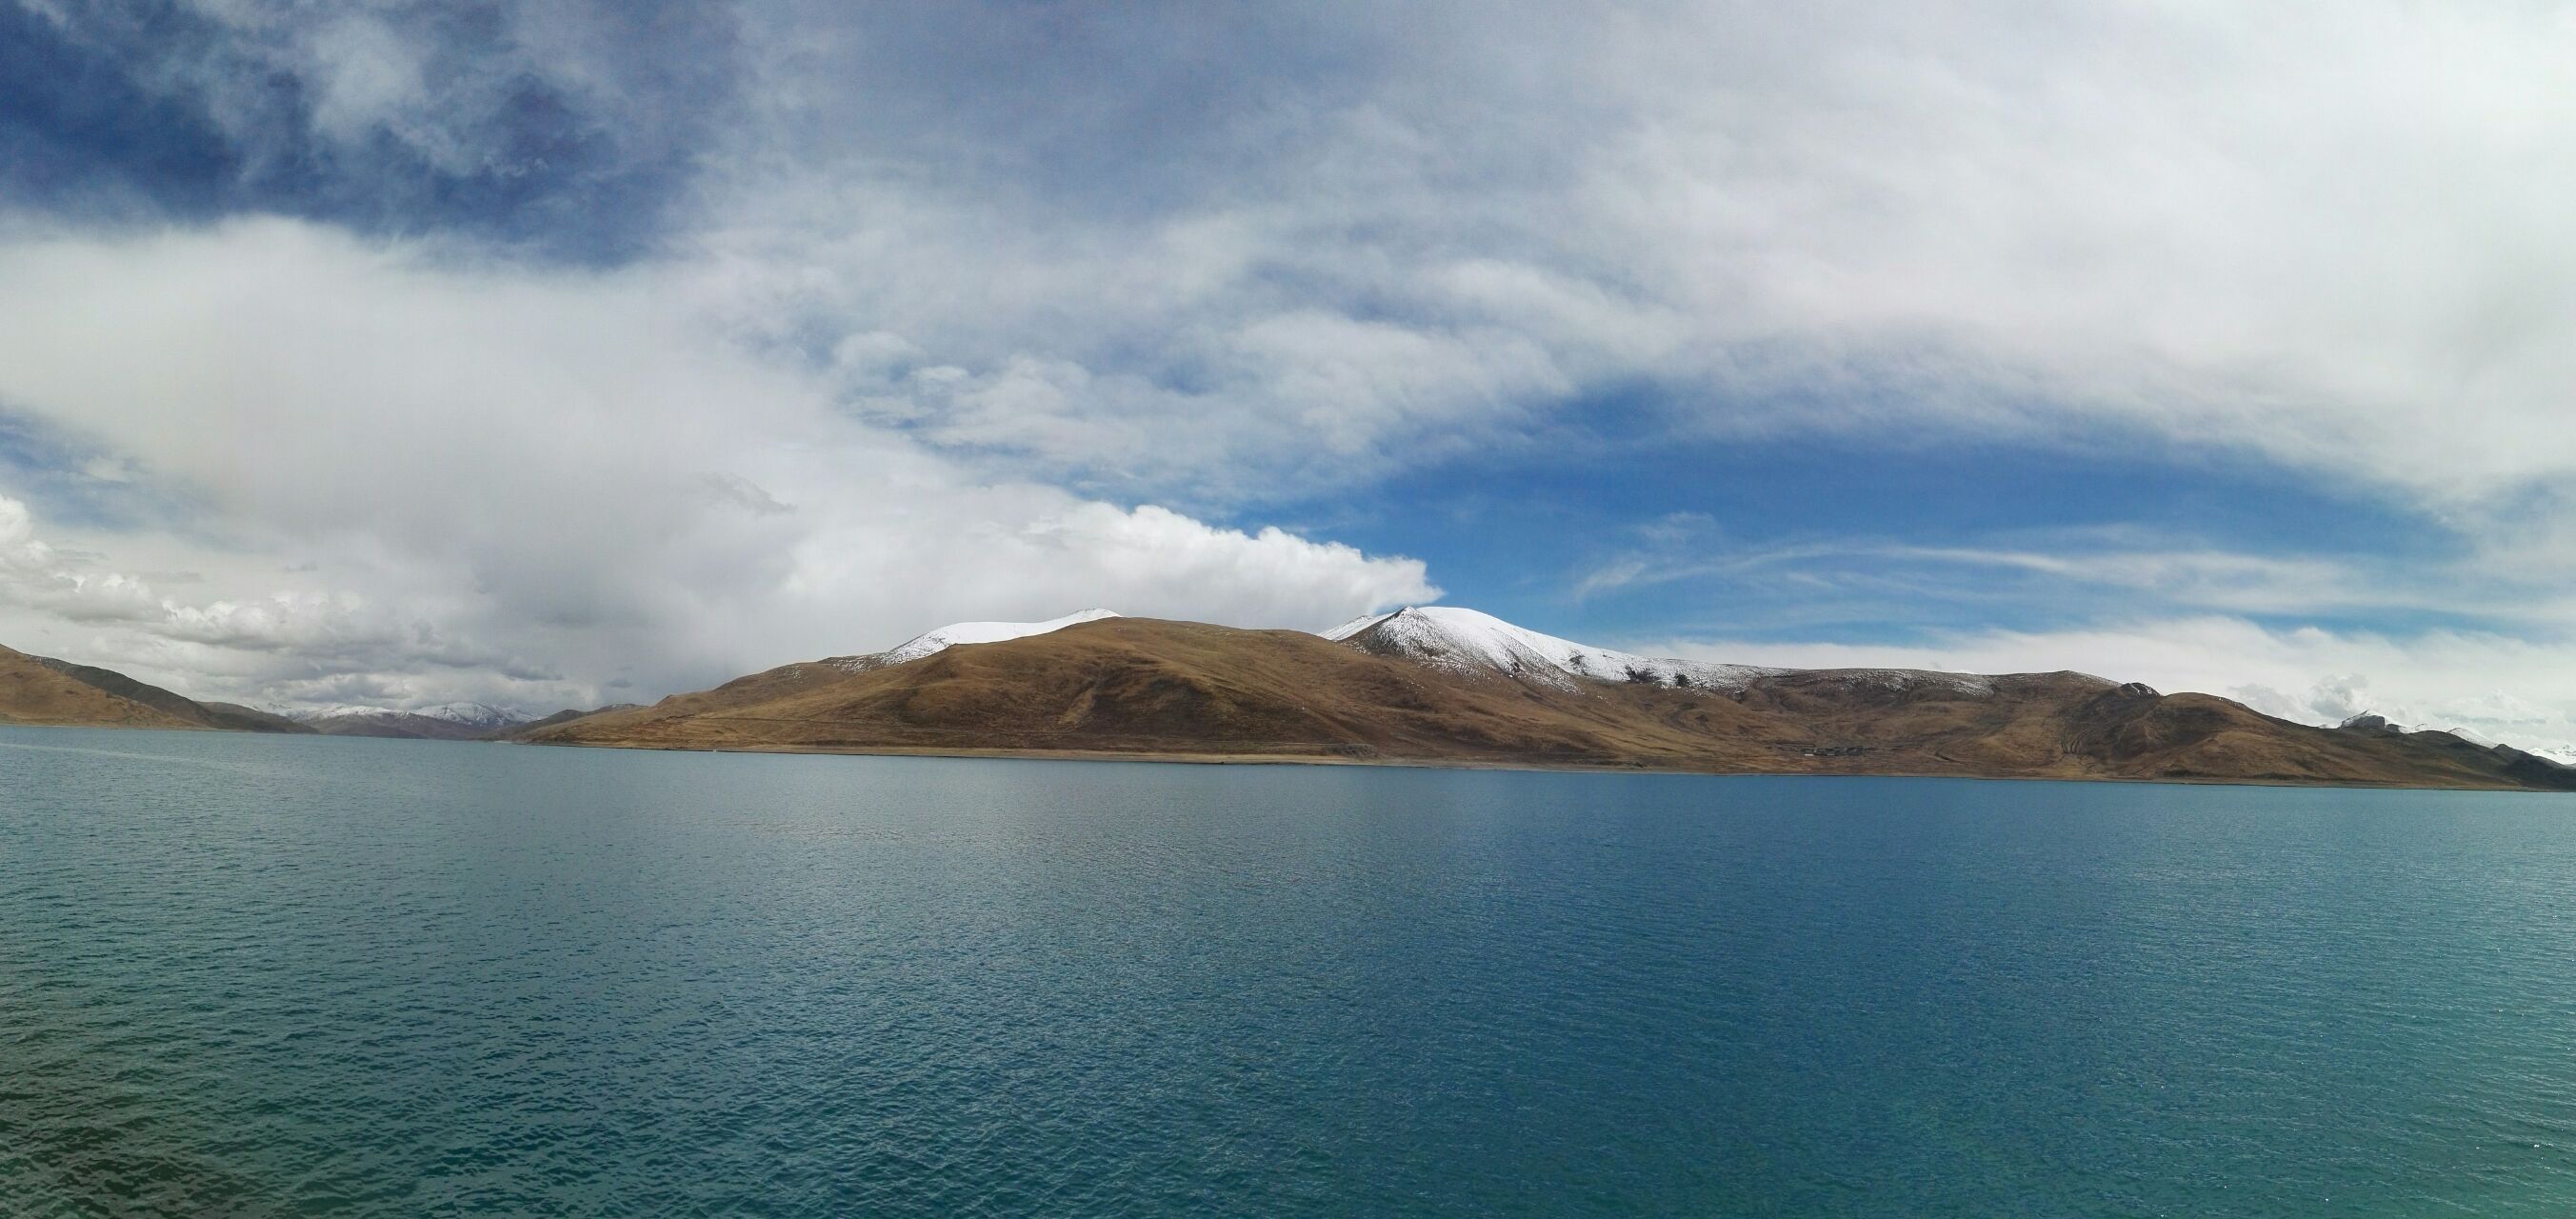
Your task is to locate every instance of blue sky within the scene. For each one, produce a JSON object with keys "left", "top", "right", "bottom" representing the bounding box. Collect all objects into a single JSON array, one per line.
[{"left": 4, "top": 1, "right": 2576, "bottom": 754}]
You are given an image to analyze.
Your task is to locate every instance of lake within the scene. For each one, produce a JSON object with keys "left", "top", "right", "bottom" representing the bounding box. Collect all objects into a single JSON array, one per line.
[{"left": 6, "top": 726, "right": 2576, "bottom": 1215}]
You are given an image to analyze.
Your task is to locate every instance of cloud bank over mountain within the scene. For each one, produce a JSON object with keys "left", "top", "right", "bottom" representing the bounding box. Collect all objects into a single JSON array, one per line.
[
  {"left": 5, "top": 0, "right": 2576, "bottom": 741},
  {"left": 0, "top": 222, "right": 1433, "bottom": 709}
]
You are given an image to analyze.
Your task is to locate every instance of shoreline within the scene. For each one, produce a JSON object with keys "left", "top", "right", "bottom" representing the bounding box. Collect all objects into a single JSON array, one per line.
[
  {"left": 2, "top": 718, "right": 2557, "bottom": 793},
  {"left": 519, "top": 733, "right": 2557, "bottom": 794}
]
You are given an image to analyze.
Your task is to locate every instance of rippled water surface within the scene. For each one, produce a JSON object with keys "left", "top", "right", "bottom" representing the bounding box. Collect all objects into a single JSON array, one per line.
[{"left": 9, "top": 727, "right": 2576, "bottom": 1215}]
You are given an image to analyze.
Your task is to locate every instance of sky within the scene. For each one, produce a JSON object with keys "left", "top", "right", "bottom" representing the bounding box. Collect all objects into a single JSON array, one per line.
[{"left": 5, "top": 1, "right": 2576, "bottom": 755}]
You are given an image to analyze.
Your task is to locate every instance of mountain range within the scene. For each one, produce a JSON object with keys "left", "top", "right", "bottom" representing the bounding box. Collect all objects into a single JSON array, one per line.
[
  {"left": 529, "top": 608, "right": 2576, "bottom": 791},
  {"left": 0, "top": 648, "right": 617, "bottom": 741},
  {"left": 0, "top": 645, "right": 312, "bottom": 733},
  {"left": 9, "top": 609, "right": 2570, "bottom": 790},
  {"left": 284, "top": 702, "right": 541, "bottom": 740}
]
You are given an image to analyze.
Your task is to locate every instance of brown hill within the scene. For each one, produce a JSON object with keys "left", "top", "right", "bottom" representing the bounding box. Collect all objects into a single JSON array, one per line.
[
  {"left": 533, "top": 617, "right": 2574, "bottom": 790},
  {"left": 485, "top": 705, "right": 644, "bottom": 740},
  {"left": 196, "top": 702, "right": 315, "bottom": 733},
  {"left": 0, "top": 645, "right": 212, "bottom": 729},
  {"left": 21, "top": 654, "right": 314, "bottom": 733}
]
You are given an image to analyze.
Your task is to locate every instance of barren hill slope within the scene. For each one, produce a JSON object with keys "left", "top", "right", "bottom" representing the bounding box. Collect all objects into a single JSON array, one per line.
[
  {"left": 539, "top": 617, "right": 1731, "bottom": 764},
  {"left": 23, "top": 654, "right": 314, "bottom": 733},
  {"left": 535, "top": 617, "right": 2574, "bottom": 790},
  {"left": 0, "top": 646, "right": 319, "bottom": 734},
  {"left": 0, "top": 645, "right": 211, "bottom": 729}
]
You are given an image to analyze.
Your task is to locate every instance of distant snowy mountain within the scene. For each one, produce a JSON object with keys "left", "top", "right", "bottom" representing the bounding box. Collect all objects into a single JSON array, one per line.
[
  {"left": 285, "top": 702, "right": 530, "bottom": 728},
  {"left": 2334, "top": 713, "right": 2576, "bottom": 766},
  {"left": 1322, "top": 606, "right": 1782, "bottom": 691},
  {"left": 829, "top": 609, "right": 1121, "bottom": 672},
  {"left": 406, "top": 702, "right": 532, "bottom": 729},
  {"left": 1323, "top": 606, "right": 2000, "bottom": 696},
  {"left": 280, "top": 701, "right": 534, "bottom": 740}
]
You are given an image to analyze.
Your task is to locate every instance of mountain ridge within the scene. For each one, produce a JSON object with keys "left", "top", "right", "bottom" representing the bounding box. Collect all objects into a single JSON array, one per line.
[
  {"left": 0, "top": 646, "right": 312, "bottom": 733},
  {"left": 10, "top": 606, "right": 2566, "bottom": 791},
  {"left": 282, "top": 701, "right": 535, "bottom": 740},
  {"left": 824, "top": 609, "right": 1123, "bottom": 673},
  {"left": 529, "top": 613, "right": 2576, "bottom": 791}
]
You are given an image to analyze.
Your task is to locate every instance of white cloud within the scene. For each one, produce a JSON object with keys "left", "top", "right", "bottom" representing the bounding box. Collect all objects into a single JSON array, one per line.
[
  {"left": 0, "top": 491, "right": 530, "bottom": 695},
  {"left": 1564, "top": 3, "right": 2576, "bottom": 501},
  {"left": 15, "top": 1, "right": 2576, "bottom": 728},
  {"left": 640, "top": 0, "right": 2576, "bottom": 532},
  {"left": 1566, "top": 523, "right": 2536, "bottom": 632},
  {"left": 302, "top": 16, "right": 430, "bottom": 150},
  {"left": 0, "top": 221, "right": 1433, "bottom": 710},
  {"left": 36, "top": 2, "right": 2576, "bottom": 517}
]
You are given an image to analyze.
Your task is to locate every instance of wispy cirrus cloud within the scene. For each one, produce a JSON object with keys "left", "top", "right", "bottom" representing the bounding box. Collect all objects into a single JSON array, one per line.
[{"left": 1573, "top": 516, "right": 2545, "bottom": 628}]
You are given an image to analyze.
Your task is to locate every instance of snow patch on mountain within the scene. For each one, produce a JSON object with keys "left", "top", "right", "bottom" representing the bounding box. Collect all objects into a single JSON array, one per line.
[
  {"left": 829, "top": 609, "right": 1122, "bottom": 672},
  {"left": 276, "top": 705, "right": 364, "bottom": 722},
  {"left": 1786, "top": 669, "right": 2006, "bottom": 698},
  {"left": 408, "top": 702, "right": 535, "bottom": 729},
  {"left": 1324, "top": 606, "right": 1787, "bottom": 692},
  {"left": 1323, "top": 606, "right": 2018, "bottom": 696},
  {"left": 282, "top": 701, "right": 531, "bottom": 727},
  {"left": 2337, "top": 714, "right": 2572, "bottom": 763}
]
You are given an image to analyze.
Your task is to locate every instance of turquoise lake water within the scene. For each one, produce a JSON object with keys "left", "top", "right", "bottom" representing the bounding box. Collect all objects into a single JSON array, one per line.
[{"left": 7, "top": 726, "right": 2576, "bottom": 1215}]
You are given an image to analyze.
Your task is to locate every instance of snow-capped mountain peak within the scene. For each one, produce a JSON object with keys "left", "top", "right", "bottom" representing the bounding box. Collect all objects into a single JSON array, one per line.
[
  {"left": 1324, "top": 605, "right": 2009, "bottom": 697},
  {"left": 407, "top": 702, "right": 534, "bottom": 729},
  {"left": 278, "top": 703, "right": 402, "bottom": 723},
  {"left": 280, "top": 701, "right": 531, "bottom": 728},
  {"left": 2446, "top": 726, "right": 2503, "bottom": 749},
  {"left": 830, "top": 609, "right": 1122, "bottom": 672},
  {"left": 1324, "top": 606, "right": 1784, "bottom": 691}
]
